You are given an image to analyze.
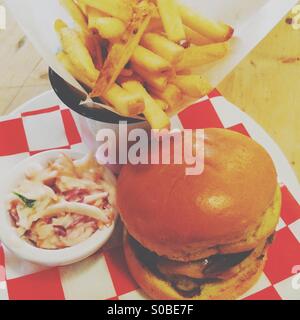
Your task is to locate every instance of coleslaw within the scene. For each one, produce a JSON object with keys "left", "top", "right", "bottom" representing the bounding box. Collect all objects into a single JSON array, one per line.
[{"left": 7, "top": 153, "right": 116, "bottom": 249}]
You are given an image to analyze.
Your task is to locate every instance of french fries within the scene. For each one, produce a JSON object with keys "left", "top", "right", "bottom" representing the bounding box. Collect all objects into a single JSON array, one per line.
[
  {"left": 55, "top": 0, "right": 234, "bottom": 127},
  {"left": 75, "top": 0, "right": 87, "bottom": 15},
  {"left": 122, "top": 80, "right": 170, "bottom": 129},
  {"left": 170, "top": 75, "right": 212, "bottom": 98},
  {"left": 55, "top": 20, "right": 99, "bottom": 81},
  {"left": 79, "top": 0, "right": 133, "bottom": 22},
  {"left": 89, "top": 16, "right": 126, "bottom": 40},
  {"left": 131, "top": 63, "right": 168, "bottom": 91},
  {"left": 59, "top": 0, "right": 88, "bottom": 33},
  {"left": 146, "top": 17, "right": 163, "bottom": 33},
  {"left": 54, "top": 19, "right": 68, "bottom": 33},
  {"left": 157, "top": 0, "right": 185, "bottom": 43},
  {"left": 85, "top": 31, "right": 103, "bottom": 70},
  {"left": 91, "top": 1, "right": 154, "bottom": 97},
  {"left": 102, "top": 83, "right": 145, "bottom": 117},
  {"left": 141, "top": 33, "right": 184, "bottom": 64},
  {"left": 176, "top": 42, "right": 229, "bottom": 71},
  {"left": 87, "top": 7, "right": 126, "bottom": 40},
  {"left": 131, "top": 46, "right": 172, "bottom": 74},
  {"left": 179, "top": 5, "right": 234, "bottom": 42},
  {"left": 184, "top": 25, "right": 213, "bottom": 46},
  {"left": 149, "top": 84, "right": 182, "bottom": 111},
  {"left": 57, "top": 51, "right": 95, "bottom": 89},
  {"left": 58, "top": 50, "right": 143, "bottom": 117},
  {"left": 154, "top": 98, "right": 169, "bottom": 111}
]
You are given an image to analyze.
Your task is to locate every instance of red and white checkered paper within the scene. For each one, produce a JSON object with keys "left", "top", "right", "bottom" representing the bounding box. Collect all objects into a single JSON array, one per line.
[{"left": 0, "top": 90, "right": 299, "bottom": 300}]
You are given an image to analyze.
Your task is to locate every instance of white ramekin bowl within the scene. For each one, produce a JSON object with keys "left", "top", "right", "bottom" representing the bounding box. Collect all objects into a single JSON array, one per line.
[{"left": 0, "top": 149, "right": 117, "bottom": 267}]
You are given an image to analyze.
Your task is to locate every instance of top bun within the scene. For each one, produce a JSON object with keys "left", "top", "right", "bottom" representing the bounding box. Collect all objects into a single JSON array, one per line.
[{"left": 117, "top": 128, "right": 277, "bottom": 261}]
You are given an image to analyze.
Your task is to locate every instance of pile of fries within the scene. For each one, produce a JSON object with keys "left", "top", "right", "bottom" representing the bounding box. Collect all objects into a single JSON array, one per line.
[{"left": 55, "top": 0, "right": 234, "bottom": 129}]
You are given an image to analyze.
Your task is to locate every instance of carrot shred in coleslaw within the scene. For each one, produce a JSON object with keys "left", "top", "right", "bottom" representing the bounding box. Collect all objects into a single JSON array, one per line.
[{"left": 7, "top": 153, "right": 116, "bottom": 249}]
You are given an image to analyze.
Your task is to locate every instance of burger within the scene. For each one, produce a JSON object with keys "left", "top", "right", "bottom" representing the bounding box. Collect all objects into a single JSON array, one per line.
[{"left": 117, "top": 128, "right": 281, "bottom": 300}]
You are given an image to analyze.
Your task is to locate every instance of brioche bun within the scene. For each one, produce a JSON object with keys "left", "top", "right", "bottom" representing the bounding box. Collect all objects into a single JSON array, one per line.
[{"left": 117, "top": 128, "right": 278, "bottom": 261}]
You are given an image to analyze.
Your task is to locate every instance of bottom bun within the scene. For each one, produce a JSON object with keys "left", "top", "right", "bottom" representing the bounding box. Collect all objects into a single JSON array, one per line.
[{"left": 124, "top": 233, "right": 267, "bottom": 300}]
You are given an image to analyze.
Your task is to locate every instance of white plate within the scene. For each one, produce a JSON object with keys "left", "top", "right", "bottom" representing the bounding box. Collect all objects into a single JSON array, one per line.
[{"left": 0, "top": 148, "right": 117, "bottom": 267}]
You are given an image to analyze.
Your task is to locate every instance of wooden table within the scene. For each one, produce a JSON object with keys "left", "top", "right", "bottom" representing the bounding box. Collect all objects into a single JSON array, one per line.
[{"left": 1, "top": 2, "right": 300, "bottom": 181}]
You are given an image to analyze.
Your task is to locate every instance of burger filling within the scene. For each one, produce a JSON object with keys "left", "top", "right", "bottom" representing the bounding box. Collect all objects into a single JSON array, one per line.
[{"left": 128, "top": 235, "right": 273, "bottom": 298}]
